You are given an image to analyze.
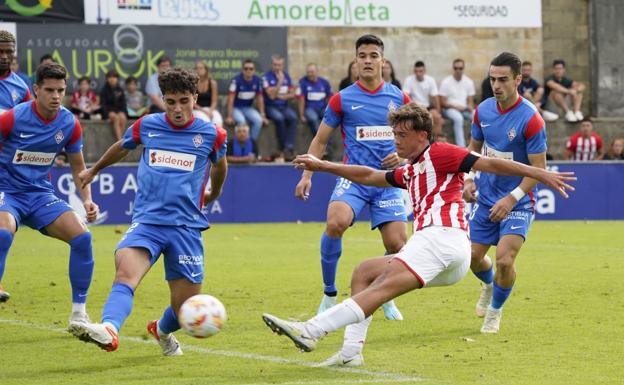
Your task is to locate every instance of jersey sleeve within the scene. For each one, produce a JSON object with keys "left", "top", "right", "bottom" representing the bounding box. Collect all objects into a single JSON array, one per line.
[
  {"left": 121, "top": 117, "right": 144, "bottom": 150},
  {"left": 431, "top": 142, "right": 478, "bottom": 173},
  {"left": 0, "top": 109, "right": 15, "bottom": 139},
  {"left": 64, "top": 118, "right": 83, "bottom": 153},
  {"left": 209, "top": 125, "right": 228, "bottom": 163},
  {"left": 322, "top": 93, "right": 342, "bottom": 129},
  {"left": 385, "top": 166, "right": 407, "bottom": 189},
  {"left": 21, "top": 89, "right": 32, "bottom": 103},
  {"left": 228, "top": 79, "right": 237, "bottom": 94},
  {"left": 524, "top": 112, "right": 547, "bottom": 154},
  {"left": 471, "top": 106, "right": 484, "bottom": 141}
]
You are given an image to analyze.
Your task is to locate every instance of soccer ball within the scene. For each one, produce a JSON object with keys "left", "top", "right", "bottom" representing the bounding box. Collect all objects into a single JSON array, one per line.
[{"left": 179, "top": 294, "right": 227, "bottom": 338}]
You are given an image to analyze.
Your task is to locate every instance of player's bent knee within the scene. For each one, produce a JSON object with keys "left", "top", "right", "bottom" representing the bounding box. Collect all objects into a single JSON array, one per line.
[
  {"left": 325, "top": 218, "right": 350, "bottom": 237},
  {"left": 495, "top": 256, "right": 515, "bottom": 275},
  {"left": 70, "top": 231, "right": 92, "bottom": 252}
]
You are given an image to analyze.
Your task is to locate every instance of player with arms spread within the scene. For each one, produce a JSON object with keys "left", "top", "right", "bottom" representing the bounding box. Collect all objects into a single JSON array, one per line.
[
  {"left": 69, "top": 67, "right": 228, "bottom": 356},
  {"left": 0, "top": 63, "right": 98, "bottom": 323},
  {"left": 464, "top": 52, "right": 548, "bottom": 333},
  {"left": 262, "top": 102, "right": 575, "bottom": 365},
  {"left": 295, "top": 34, "right": 410, "bottom": 320}
]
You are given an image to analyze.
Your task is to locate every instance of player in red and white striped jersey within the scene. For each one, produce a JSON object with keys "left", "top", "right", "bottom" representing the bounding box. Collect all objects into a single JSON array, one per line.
[
  {"left": 262, "top": 102, "right": 576, "bottom": 365},
  {"left": 565, "top": 119, "right": 603, "bottom": 161}
]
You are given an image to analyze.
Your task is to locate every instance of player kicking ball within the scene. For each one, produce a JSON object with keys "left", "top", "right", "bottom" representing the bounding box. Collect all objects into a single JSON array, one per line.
[
  {"left": 69, "top": 68, "right": 228, "bottom": 356},
  {"left": 262, "top": 102, "right": 575, "bottom": 366}
]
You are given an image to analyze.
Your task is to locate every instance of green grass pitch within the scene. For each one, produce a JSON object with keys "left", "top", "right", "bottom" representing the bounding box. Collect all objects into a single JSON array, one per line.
[{"left": 1, "top": 221, "right": 622, "bottom": 385}]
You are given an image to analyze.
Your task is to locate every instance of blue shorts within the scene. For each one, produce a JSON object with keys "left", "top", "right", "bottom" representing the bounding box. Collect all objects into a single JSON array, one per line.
[
  {"left": 329, "top": 177, "right": 407, "bottom": 229},
  {"left": 116, "top": 223, "right": 205, "bottom": 284},
  {"left": 468, "top": 202, "right": 534, "bottom": 246},
  {"left": 0, "top": 190, "right": 73, "bottom": 232}
]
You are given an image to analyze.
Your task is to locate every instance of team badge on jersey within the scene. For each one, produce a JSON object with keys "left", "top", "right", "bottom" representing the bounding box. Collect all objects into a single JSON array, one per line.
[
  {"left": 388, "top": 100, "right": 397, "bottom": 112},
  {"left": 55, "top": 130, "right": 64, "bottom": 144},
  {"left": 507, "top": 127, "right": 517, "bottom": 141},
  {"left": 0, "top": 192, "right": 5, "bottom": 207},
  {"left": 193, "top": 134, "right": 203, "bottom": 148},
  {"left": 11, "top": 89, "right": 18, "bottom": 102}
]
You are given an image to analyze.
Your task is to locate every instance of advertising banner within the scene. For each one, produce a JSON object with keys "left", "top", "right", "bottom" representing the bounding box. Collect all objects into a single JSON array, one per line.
[
  {"left": 16, "top": 23, "right": 286, "bottom": 91},
  {"left": 49, "top": 162, "right": 624, "bottom": 225},
  {"left": 85, "top": 0, "right": 541, "bottom": 28},
  {"left": 0, "top": 0, "right": 84, "bottom": 22}
]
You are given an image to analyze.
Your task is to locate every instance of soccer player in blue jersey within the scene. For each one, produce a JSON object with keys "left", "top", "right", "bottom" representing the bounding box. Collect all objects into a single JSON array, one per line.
[
  {"left": 69, "top": 67, "right": 228, "bottom": 356},
  {"left": 0, "top": 62, "right": 98, "bottom": 323},
  {"left": 295, "top": 34, "right": 409, "bottom": 320},
  {"left": 464, "top": 52, "right": 548, "bottom": 333}
]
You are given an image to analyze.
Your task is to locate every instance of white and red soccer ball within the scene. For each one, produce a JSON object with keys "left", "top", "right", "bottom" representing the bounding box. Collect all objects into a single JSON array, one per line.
[{"left": 179, "top": 294, "right": 227, "bottom": 338}]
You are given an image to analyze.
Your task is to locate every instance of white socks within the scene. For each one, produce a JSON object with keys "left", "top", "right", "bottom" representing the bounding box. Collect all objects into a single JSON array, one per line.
[
  {"left": 72, "top": 302, "right": 86, "bottom": 314},
  {"left": 306, "top": 298, "right": 365, "bottom": 339},
  {"left": 341, "top": 316, "right": 372, "bottom": 358}
]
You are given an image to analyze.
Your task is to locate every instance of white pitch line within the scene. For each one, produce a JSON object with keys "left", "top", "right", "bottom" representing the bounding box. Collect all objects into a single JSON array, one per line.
[
  {"left": 0, "top": 318, "right": 424, "bottom": 384},
  {"left": 238, "top": 379, "right": 419, "bottom": 385}
]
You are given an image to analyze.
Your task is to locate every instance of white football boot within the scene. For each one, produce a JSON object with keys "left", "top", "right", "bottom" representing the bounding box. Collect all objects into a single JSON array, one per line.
[
  {"left": 480, "top": 306, "right": 503, "bottom": 334},
  {"left": 147, "top": 320, "right": 183, "bottom": 356},
  {"left": 262, "top": 313, "right": 318, "bottom": 352},
  {"left": 381, "top": 300, "right": 403, "bottom": 321},
  {"left": 475, "top": 284, "right": 493, "bottom": 317},
  {"left": 315, "top": 351, "right": 364, "bottom": 367},
  {"left": 317, "top": 294, "right": 337, "bottom": 315}
]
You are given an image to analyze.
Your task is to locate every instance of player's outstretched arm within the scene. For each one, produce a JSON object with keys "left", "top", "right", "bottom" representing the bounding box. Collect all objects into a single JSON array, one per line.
[
  {"left": 295, "top": 121, "right": 334, "bottom": 200},
  {"left": 78, "top": 140, "right": 130, "bottom": 189},
  {"left": 204, "top": 156, "right": 228, "bottom": 204},
  {"left": 67, "top": 151, "right": 99, "bottom": 223},
  {"left": 294, "top": 154, "right": 390, "bottom": 188},
  {"left": 463, "top": 138, "right": 484, "bottom": 203},
  {"left": 472, "top": 157, "right": 576, "bottom": 198}
]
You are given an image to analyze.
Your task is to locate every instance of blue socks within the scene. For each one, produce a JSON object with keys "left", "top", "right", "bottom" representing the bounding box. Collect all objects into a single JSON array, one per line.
[
  {"left": 320, "top": 233, "right": 342, "bottom": 296},
  {"left": 68, "top": 232, "right": 94, "bottom": 304},
  {"left": 102, "top": 282, "right": 134, "bottom": 331},
  {"left": 491, "top": 281, "right": 513, "bottom": 310},
  {"left": 158, "top": 306, "right": 180, "bottom": 334},
  {"left": 0, "top": 229, "right": 14, "bottom": 281},
  {"left": 473, "top": 265, "right": 494, "bottom": 285}
]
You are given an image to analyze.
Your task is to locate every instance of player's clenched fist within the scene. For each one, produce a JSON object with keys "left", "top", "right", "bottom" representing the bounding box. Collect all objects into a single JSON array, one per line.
[
  {"left": 83, "top": 200, "right": 100, "bottom": 223},
  {"left": 462, "top": 179, "right": 477, "bottom": 203}
]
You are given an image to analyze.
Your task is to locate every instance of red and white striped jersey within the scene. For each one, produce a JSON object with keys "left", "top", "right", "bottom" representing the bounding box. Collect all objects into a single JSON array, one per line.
[
  {"left": 566, "top": 132, "right": 603, "bottom": 161},
  {"left": 386, "top": 142, "right": 478, "bottom": 233}
]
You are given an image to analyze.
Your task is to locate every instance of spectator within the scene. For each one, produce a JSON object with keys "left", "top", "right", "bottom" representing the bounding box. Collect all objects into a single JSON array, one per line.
[
  {"left": 29, "top": 53, "right": 54, "bottom": 89},
  {"left": 544, "top": 59, "right": 585, "bottom": 122},
  {"left": 480, "top": 74, "right": 493, "bottom": 102},
  {"left": 602, "top": 137, "right": 624, "bottom": 160},
  {"left": 226, "top": 123, "right": 258, "bottom": 164},
  {"left": 565, "top": 119, "right": 603, "bottom": 161},
  {"left": 124, "top": 76, "right": 146, "bottom": 118},
  {"left": 382, "top": 60, "right": 401, "bottom": 89},
  {"left": 10, "top": 57, "right": 31, "bottom": 92},
  {"left": 100, "top": 69, "right": 127, "bottom": 141},
  {"left": 338, "top": 60, "right": 358, "bottom": 90},
  {"left": 145, "top": 55, "right": 171, "bottom": 113},
  {"left": 225, "top": 59, "right": 267, "bottom": 141},
  {"left": 70, "top": 76, "right": 101, "bottom": 120},
  {"left": 519, "top": 61, "right": 559, "bottom": 122},
  {"left": 296, "top": 63, "right": 333, "bottom": 136},
  {"left": 193, "top": 60, "right": 223, "bottom": 126},
  {"left": 402, "top": 61, "right": 444, "bottom": 137},
  {"left": 439, "top": 58, "right": 475, "bottom": 147},
  {"left": 263, "top": 54, "right": 297, "bottom": 161}
]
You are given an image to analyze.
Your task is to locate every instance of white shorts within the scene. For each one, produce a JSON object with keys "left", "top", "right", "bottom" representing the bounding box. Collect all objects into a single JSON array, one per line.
[{"left": 393, "top": 226, "right": 471, "bottom": 288}]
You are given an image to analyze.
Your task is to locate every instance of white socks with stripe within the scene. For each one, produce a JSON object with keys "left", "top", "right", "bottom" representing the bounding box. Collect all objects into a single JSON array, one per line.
[{"left": 305, "top": 298, "right": 366, "bottom": 339}]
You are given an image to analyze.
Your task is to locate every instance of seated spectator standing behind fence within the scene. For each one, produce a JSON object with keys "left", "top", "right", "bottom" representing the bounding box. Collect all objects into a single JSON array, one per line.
[
  {"left": 226, "top": 60, "right": 267, "bottom": 141},
  {"left": 440, "top": 58, "right": 475, "bottom": 147},
  {"left": 194, "top": 60, "right": 223, "bottom": 126},
  {"left": 565, "top": 119, "right": 603, "bottom": 161},
  {"left": 100, "top": 70, "right": 127, "bottom": 141},
  {"left": 339, "top": 60, "right": 358, "bottom": 91},
  {"left": 603, "top": 138, "right": 624, "bottom": 160},
  {"left": 125, "top": 76, "right": 146, "bottom": 118},
  {"left": 71, "top": 76, "right": 100, "bottom": 120},
  {"left": 145, "top": 55, "right": 171, "bottom": 113},
  {"left": 519, "top": 61, "right": 558, "bottom": 122},
  {"left": 10, "top": 57, "right": 31, "bottom": 93},
  {"left": 297, "top": 63, "right": 333, "bottom": 136},
  {"left": 263, "top": 54, "right": 298, "bottom": 161},
  {"left": 382, "top": 60, "right": 401, "bottom": 89},
  {"left": 544, "top": 59, "right": 585, "bottom": 123},
  {"left": 403, "top": 61, "right": 444, "bottom": 138},
  {"left": 227, "top": 123, "right": 257, "bottom": 164}
]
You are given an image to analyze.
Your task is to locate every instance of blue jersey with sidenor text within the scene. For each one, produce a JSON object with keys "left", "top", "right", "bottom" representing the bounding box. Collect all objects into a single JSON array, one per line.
[
  {"left": 471, "top": 96, "right": 547, "bottom": 209},
  {"left": 121, "top": 113, "right": 227, "bottom": 230}
]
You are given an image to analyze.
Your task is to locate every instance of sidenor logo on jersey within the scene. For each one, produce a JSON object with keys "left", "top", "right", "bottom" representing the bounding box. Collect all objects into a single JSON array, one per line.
[
  {"left": 12, "top": 150, "right": 56, "bottom": 166},
  {"left": 356, "top": 125, "right": 394, "bottom": 141},
  {"left": 148, "top": 149, "right": 196, "bottom": 171}
]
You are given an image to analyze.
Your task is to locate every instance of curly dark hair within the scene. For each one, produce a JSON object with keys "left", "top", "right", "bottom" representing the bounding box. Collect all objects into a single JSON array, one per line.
[
  {"left": 36, "top": 63, "right": 67, "bottom": 85},
  {"left": 158, "top": 67, "right": 198, "bottom": 95},
  {"left": 387, "top": 102, "right": 432, "bottom": 140},
  {"left": 0, "top": 30, "right": 16, "bottom": 43}
]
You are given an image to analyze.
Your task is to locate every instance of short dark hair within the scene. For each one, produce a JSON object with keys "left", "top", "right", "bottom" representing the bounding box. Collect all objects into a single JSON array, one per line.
[
  {"left": 36, "top": 63, "right": 67, "bottom": 85},
  {"left": 355, "top": 34, "right": 384, "bottom": 53},
  {"left": 388, "top": 102, "right": 433, "bottom": 140},
  {"left": 105, "top": 69, "right": 119, "bottom": 78},
  {"left": 490, "top": 52, "right": 522, "bottom": 77},
  {"left": 78, "top": 76, "right": 90, "bottom": 84},
  {"left": 243, "top": 59, "right": 255, "bottom": 67},
  {"left": 522, "top": 61, "right": 532, "bottom": 67},
  {"left": 156, "top": 55, "right": 172, "bottom": 67},
  {"left": 580, "top": 117, "right": 592, "bottom": 124},
  {"left": 125, "top": 76, "right": 138, "bottom": 85},
  {"left": 158, "top": 67, "right": 198, "bottom": 95},
  {"left": 39, "top": 53, "right": 54, "bottom": 64},
  {"left": 553, "top": 59, "right": 566, "bottom": 67},
  {"left": 414, "top": 61, "right": 425, "bottom": 68},
  {"left": 453, "top": 58, "right": 465, "bottom": 66}
]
